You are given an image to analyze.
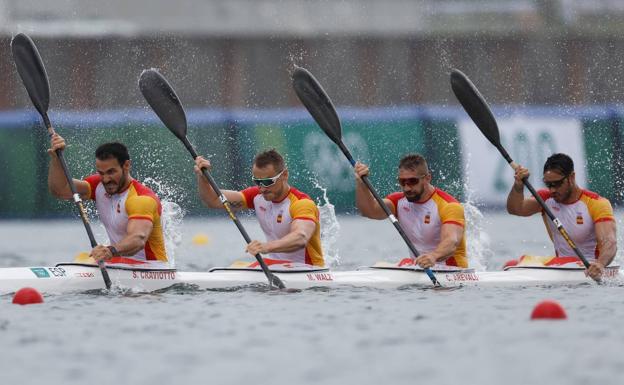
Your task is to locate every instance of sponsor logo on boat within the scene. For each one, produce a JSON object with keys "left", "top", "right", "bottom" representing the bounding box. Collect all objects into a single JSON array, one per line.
[
  {"left": 132, "top": 271, "right": 176, "bottom": 280},
  {"left": 30, "top": 268, "right": 50, "bottom": 278},
  {"left": 306, "top": 272, "right": 333, "bottom": 281},
  {"left": 445, "top": 272, "right": 479, "bottom": 282},
  {"left": 75, "top": 272, "right": 95, "bottom": 278}
]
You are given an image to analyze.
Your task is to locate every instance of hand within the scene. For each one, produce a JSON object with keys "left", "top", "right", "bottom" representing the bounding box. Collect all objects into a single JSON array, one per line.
[
  {"left": 194, "top": 156, "right": 212, "bottom": 175},
  {"left": 354, "top": 161, "right": 369, "bottom": 181},
  {"left": 414, "top": 254, "right": 437, "bottom": 269},
  {"left": 89, "top": 245, "right": 114, "bottom": 264},
  {"left": 47, "top": 132, "right": 66, "bottom": 156},
  {"left": 246, "top": 240, "right": 269, "bottom": 256},
  {"left": 586, "top": 261, "right": 605, "bottom": 281},
  {"left": 512, "top": 163, "right": 530, "bottom": 188}
]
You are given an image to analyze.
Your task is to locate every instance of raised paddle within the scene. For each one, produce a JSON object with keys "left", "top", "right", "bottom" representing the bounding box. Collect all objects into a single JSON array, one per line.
[
  {"left": 292, "top": 66, "right": 443, "bottom": 288},
  {"left": 11, "top": 33, "right": 112, "bottom": 290},
  {"left": 450, "top": 68, "right": 598, "bottom": 282},
  {"left": 138, "top": 68, "right": 286, "bottom": 290}
]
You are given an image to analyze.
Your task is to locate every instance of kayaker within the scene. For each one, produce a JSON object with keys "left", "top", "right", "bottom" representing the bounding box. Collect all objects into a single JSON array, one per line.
[
  {"left": 353, "top": 154, "right": 468, "bottom": 269},
  {"left": 48, "top": 133, "right": 169, "bottom": 266},
  {"left": 194, "top": 149, "right": 324, "bottom": 267},
  {"left": 507, "top": 153, "right": 616, "bottom": 280}
]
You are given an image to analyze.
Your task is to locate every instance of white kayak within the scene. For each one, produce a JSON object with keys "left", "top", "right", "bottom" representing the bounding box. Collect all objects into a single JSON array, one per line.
[{"left": 0, "top": 262, "right": 620, "bottom": 294}]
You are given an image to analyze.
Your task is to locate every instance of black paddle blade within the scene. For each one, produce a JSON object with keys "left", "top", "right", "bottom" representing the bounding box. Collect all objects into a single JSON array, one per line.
[
  {"left": 139, "top": 69, "right": 188, "bottom": 140},
  {"left": 292, "top": 66, "right": 342, "bottom": 144},
  {"left": 11, "top": 33, "right": 50, "bottom": 117},
  {"left": 450, "top": 69, "right": 501, "bottom": 147}
]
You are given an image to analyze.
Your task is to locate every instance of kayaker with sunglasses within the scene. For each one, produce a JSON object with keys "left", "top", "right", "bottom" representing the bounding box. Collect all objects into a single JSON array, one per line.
[
  {"left": 354, "top": 154, "right": 467, "bottom": 269},
  {"left": 194, "top": 149, "right": 324, "bottom": 267},
  {"left": 506, "top": 153, "right": 616, "bottom": 280}
]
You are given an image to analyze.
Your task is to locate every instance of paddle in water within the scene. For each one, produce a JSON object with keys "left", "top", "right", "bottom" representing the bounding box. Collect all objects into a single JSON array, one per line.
[
  {"left": 138, "top": 68, "right": 287, "bottom": 290},
  {"left": 450, "top": 68, "right": 599, "bottom": 283},
  {"left": 292, "top": 66, "right": 444, "bottom": 288},
  {"left": 11, "top": 33, "right": 112, "bottom": 290}
]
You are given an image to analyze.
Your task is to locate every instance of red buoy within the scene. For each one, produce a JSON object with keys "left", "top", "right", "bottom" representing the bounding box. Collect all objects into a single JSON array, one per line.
[
  {"left": 503, "top": 259, "right": 518, "bottom": 269},
  {"left": 12, "top": 287, "right": 44, "bottom": 305},
  {"left": 531, "top": 300, "right": 567, "bottom": 320}
]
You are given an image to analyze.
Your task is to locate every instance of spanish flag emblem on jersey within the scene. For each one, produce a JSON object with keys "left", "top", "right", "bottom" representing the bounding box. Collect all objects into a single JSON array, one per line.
[
  {"left": 424, "top": 214, "right": 431, "bottom": 224},
  {"left": 277, "top": 213, "right": 283, "bottom": 223},
  {"left": 576, "top": 214, "right": 583, "bottom": 225}
]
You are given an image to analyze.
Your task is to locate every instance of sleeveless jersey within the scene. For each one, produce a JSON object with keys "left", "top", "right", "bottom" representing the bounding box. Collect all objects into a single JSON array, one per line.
[
  {"left": 241, "top": 186, "right": 324, "bottom": 266},
  {"left": 85, "top": 175, "right": 168, "bottom": 262},
  {"left": 537, "top": 189, "right": 614, "bottom": 260},
  {"left": 386, "top": 188, "right": 467, "bottom": 268}
]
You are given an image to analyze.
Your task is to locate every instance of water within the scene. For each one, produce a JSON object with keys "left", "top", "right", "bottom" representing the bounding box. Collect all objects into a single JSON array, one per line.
[{"left": 1, "top": 213, "right": 624, "bottom": 385}]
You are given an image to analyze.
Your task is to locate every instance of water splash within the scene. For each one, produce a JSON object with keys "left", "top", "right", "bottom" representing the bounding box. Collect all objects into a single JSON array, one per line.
[
  {"left": 307, "top": 174, "right": 341, "bottom": 268},
  {"left": 462, "top": 152, "right": 492, "bottom": 271}
]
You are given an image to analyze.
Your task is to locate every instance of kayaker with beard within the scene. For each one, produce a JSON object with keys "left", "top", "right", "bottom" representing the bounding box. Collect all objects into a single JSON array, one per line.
[
  {"left": 354, "top": 153, "right": 467, "bottom": 269},
  {"left": 507, "top": 153, "right": 616, "bottom": 281},
  {"left": 194, "top": 149, "right": 324, "bottom": 267},
  {"left": 47, "top": 133, "right": 169, "bottom": 266}
]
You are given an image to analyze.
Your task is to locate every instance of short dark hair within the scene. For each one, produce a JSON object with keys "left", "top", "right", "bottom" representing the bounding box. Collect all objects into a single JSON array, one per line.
[
  {"left": 543, "top": 153, "right": 574, "bottom": 176},
  {"left": 95, "top": 142, "right": 130, "bottom": 166},
  {"left": 254, "top": 149, "right": 285, "bottom": 171},
  {"left": 399, "top": 153, "right": 429, "bottom": 173}
]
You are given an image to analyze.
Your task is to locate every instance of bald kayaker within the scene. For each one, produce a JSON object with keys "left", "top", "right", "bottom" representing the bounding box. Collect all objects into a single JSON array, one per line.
[
  {"left": 48, "top": 133, "right": 169, "bottom": 267},
  {"left": 507, "top": 153, "right": 616, "bottom": 280},
  {"left": 354, "top": 153, "right": 468, "bottom": 269},
  {"left": 194, "top": 149, "right": 324, "bottom": 267}
]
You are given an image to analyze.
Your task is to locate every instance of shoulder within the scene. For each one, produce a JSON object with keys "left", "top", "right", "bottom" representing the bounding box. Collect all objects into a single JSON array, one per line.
[
  {"left": 385, "top": 192, "right": 405, "bottom": 207},
  {"left": 433, "top": 188, "right": 460, "bottom": 204},
  {"left": 537, "top": 189, "right": 551, "bottom": 201},
  {"left": 83, "top": 174, "right": 101, "bottom": 200},
  {"left": 240, "top": 186, "right": 260, "bottom": 209},
  {"left": 130, "top": 180, "right": 160, "bottom": 201}
]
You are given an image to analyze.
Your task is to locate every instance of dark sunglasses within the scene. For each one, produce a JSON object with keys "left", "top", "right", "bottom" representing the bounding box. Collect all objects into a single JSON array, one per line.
[
  {"left": 398, "top": 174, "right": 428, "bottom": 187},
  {"left": 252, "top": 169, "right": 285, "bottom": 187},
  {"left": 543, "top": 175, "right": 568, "bottom": 189}
]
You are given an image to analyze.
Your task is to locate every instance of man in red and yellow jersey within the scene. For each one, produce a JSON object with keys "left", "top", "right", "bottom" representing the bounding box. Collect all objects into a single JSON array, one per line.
[
  {"left": 194, "top": 149, "right": 324, "bottom": 267},
  {"left": 507, "top": 153, "right": 616, "bottom": 280},
  {"left": 354, "top": 154, "right": 467, "bottom": 269},
  {"left": 48, "top": 134, "right": 168, "bottom": 266}
]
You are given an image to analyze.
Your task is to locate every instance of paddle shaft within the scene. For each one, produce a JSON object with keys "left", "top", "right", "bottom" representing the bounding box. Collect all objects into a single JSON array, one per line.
[
  {"left": 43, "top": 114, "right": 112, "bottom": 289},
  {"left": 181, "top": 137, "right": 285, "bottom": 289},
  {"left": 339, "top": 143, "right": 442, "bottom": 287}
]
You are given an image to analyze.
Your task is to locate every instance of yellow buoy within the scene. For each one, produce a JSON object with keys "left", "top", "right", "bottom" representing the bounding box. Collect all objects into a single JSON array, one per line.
[{"left": 192, "top": 233, "right": 210, "bottom": 246}]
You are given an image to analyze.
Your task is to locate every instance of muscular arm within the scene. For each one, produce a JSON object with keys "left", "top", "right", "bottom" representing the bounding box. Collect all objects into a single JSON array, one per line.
[
  {"left": 112, "top": 219, "right": 154, "bottom": 256},
  {"left": 355, "top": 180, "right": 393, "bottom": 219},
  {"left": 595, "top": 220, "right": 617, "bottom": 267},
  {"left": 506, "top": 184, "right": 542, "bottom": 216},
  {"left": 196, "top": 175, "right": 246, "bottom": 210},
  {"left": 48, "top": 152, "right": 90, "bottom": 200},
  {"left": 428, "top": 223, "right": 464, "bottom": 262}
]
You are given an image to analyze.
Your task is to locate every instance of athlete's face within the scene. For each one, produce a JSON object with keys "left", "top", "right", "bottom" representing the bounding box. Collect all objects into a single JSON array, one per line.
[
  {"left": 543, "top": 170, "right": 573, "bottom": 203},
  {"left": 252, "top": 164, "right": 288, "bottom": 201},
  {"left": 398, "top": 166, "right": 430, "bottom": 202},
  {"left": 96, "top": 157, "right": 130, "bottom": 195}
]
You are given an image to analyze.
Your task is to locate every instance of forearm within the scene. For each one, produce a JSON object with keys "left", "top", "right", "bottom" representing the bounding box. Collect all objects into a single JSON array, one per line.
[
  {"left": 111, "top": 233, "right": 149, "bottom": 256},
  {"left": 197, "top": 175, "right": 222, "bottom": 208},
  {"left": 48, "top": 156, "right": 73, "bottom": 199},
  {"left": 264, "top": 230, "right": 309, "bottom": 254},
  {"left": 506, "top": 184, "right": 526, "bottom": 215},
  {"left": 428, "top": 238, "right": 460, "bottom": 262},
  {"left": 355, "top": 181, "right": 385, "bottom": 218},
  {"left": 597, "top": 240, "right": 617, "bottom": 267}
]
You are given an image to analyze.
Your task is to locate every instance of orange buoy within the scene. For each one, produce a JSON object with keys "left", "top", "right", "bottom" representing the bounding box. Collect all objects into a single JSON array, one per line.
[
  {"left": 12, "top": 287, "right": 44, "bottom": 305},
  {"left": 531, "top": 300, "right": 567, "bottom": 320},
  {"left": 503, "top": 259, "right": 518, "bottom": 269}
]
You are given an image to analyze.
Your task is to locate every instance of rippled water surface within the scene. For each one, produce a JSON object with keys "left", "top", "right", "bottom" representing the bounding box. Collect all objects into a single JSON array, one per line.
[{"left": 1, "top": 213, "right": 624, "bottom": 385}]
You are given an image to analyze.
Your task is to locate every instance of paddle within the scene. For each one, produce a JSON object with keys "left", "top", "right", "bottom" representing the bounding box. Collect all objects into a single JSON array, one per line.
[
  {"left": 292, "top": 66, "right": 442, "bottom": 288},
  {"left": 11, "top": 33, "right": 112, "bottom": 290},
  {"left": 450, "top": 68, "right": 597, "bottom": 281},
  {"left": 138, "top": 68, "right": 286, "bottom": 290}
]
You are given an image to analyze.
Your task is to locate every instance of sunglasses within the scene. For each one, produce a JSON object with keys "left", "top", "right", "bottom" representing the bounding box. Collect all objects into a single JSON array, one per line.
[
  {"left": 398, "top": 174, "right": 428, "bottom": 187},
  {"left": 543, "top": 175, "right": 568, "bottom": 189},
  {"left": 252, "top": 169, "right": 285, "bottom": 187}
]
